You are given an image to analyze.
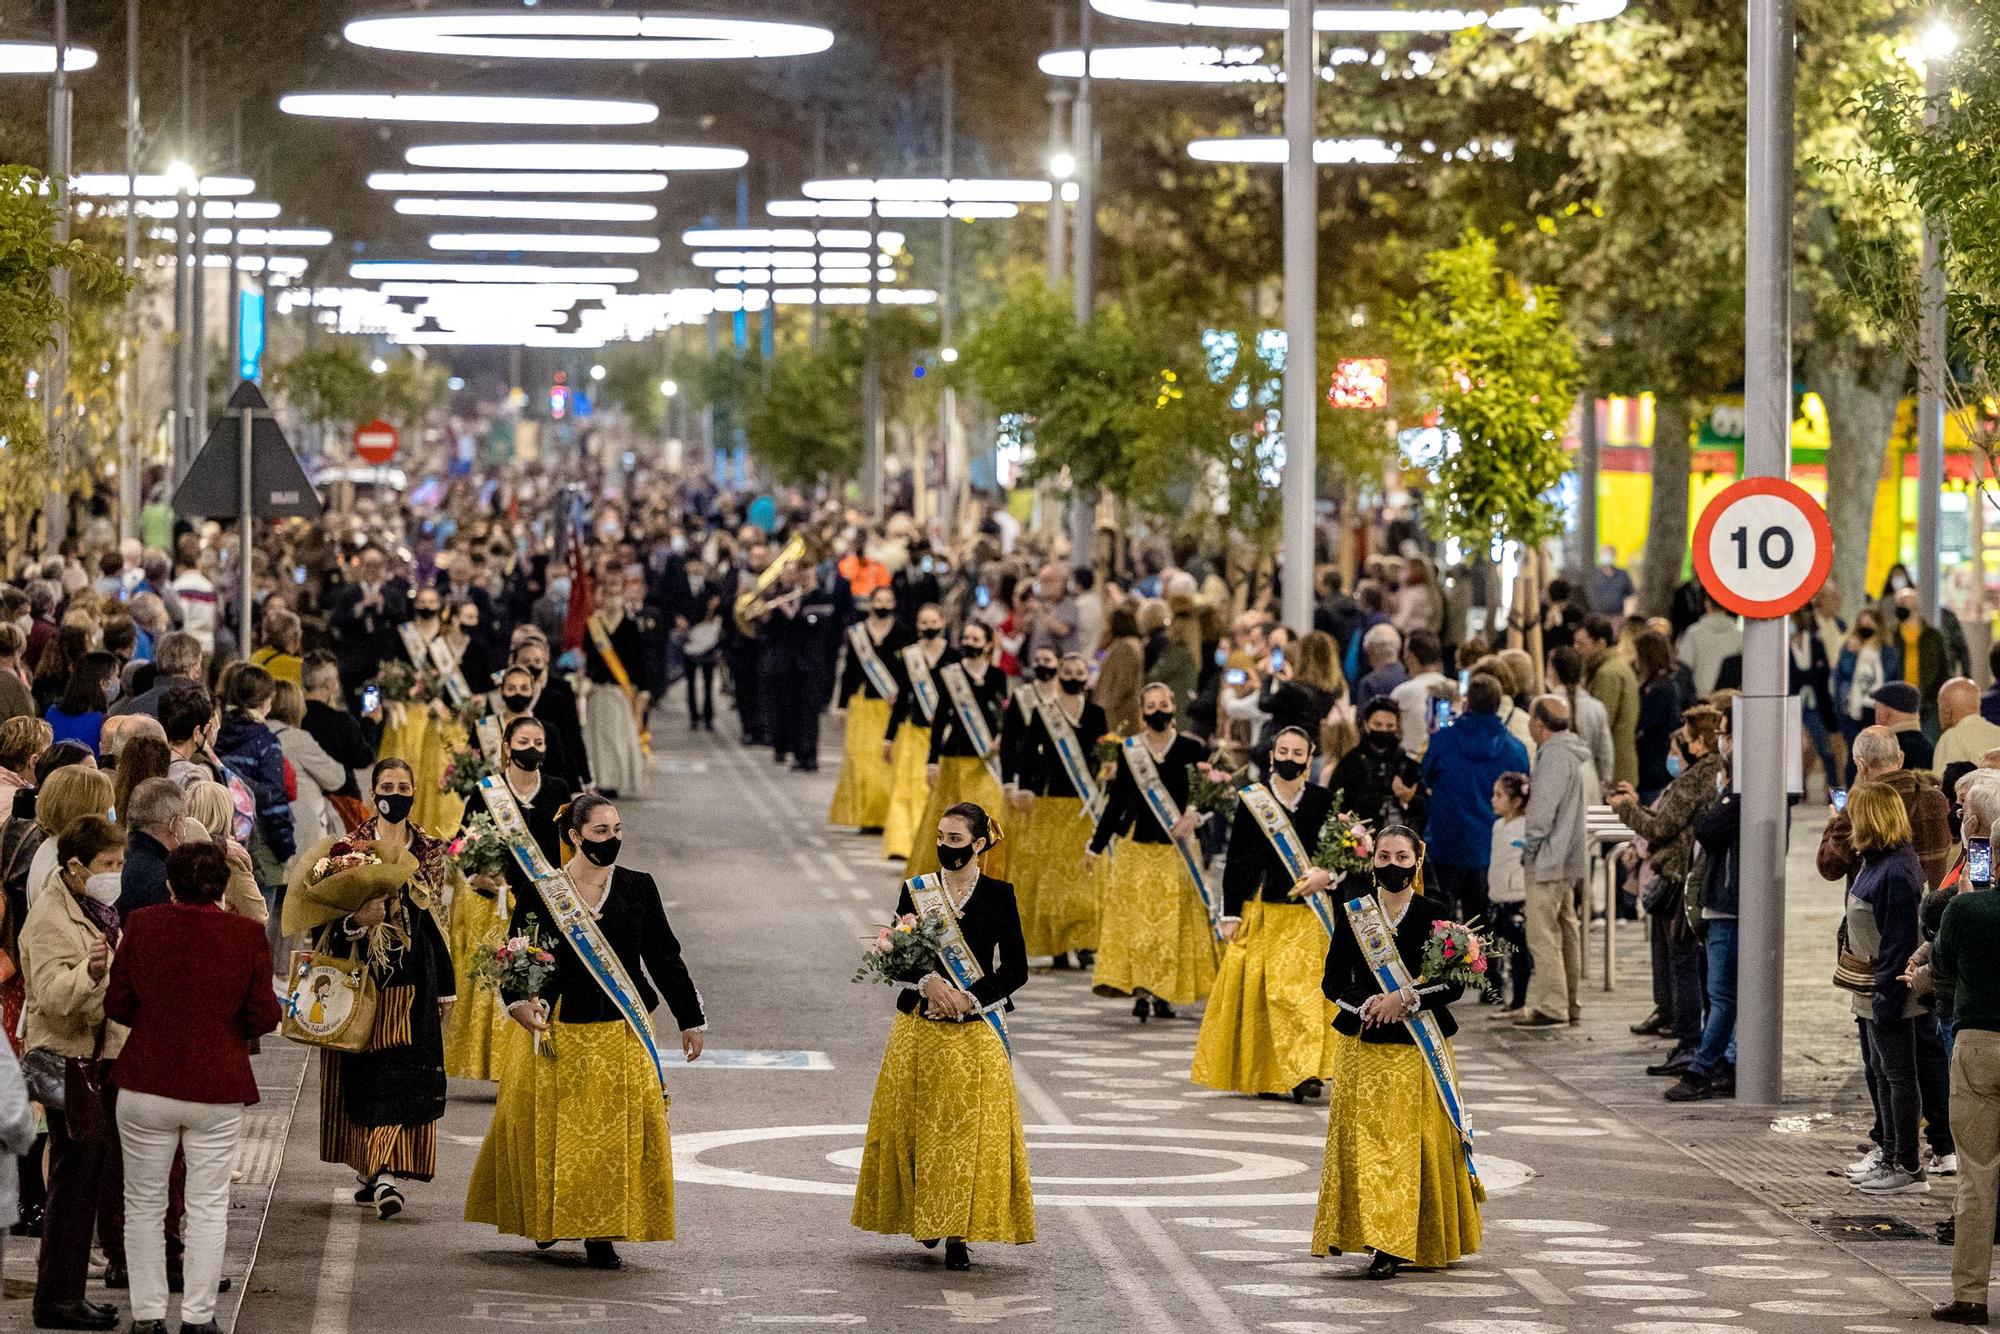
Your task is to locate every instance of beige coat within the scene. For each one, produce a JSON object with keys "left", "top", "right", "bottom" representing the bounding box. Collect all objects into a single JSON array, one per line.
[{"left": 19, "top": 884, "right": 127, "bottom": 1060}]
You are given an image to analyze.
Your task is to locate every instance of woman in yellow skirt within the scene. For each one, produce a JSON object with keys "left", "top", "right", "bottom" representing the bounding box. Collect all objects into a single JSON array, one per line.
[
  {"left": 1191, "top": 726, "right": 1338, "bottom": 1101},
  {"left": 447, "top": 715, "right": 573, "bottom": 1081},
  {"left": 881, "top": 604, "right": 953, "bottom": 860},
  {"left": 1009, "top": 651, "right": 1108, "bottom": 967},
  {"left": 852, "top": 802, "right": 1033, "bottom": 1271},
  {"left": 829, "top": 587, "right": 911, "bottom": 834},
  {"left": 998, "top": 646, "right": 1059, "bottom": 941},
  {"left": 1311, "top": 825, "right": 1482, "bottom": 1279},
  {"left": 906, "top": 622, "right": 1009, "bottom": 881},
  {"left": 1087, "top": 683, "right": 1218, "bottom": 1019},
  {"left": 467, "top": 793, "right": 708, "bottom": 1271}
]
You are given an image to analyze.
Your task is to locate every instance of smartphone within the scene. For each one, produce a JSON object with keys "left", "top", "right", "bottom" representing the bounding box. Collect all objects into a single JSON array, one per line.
[
  {"left": 1270, "top": 646, "right": 1285, "bottom": 673},
  {"left": 975, "top": 585, "right": 991, "bottom": 609},
  {"left": 293, "top": 565, "right": 307, "bottom": 585},
  {"left": 1214, "top": 647, "right": 1229, "bottom": 668},
  {"left": 920, "top": 555, "right": 935, "bottom": 575},
  {"left": 1831, "top": 787, "right": 1848, "bottom": 813},
  {"left": 1430, "top": 696, "right": 1452, "bottom": 732},
  {"left": 1458, "top": 668, "right": 1471, "bottom": 695},
  {"left": 361, "top": 685, "right": 381, "bottom": 715},
  {"left": 1972, "top": 837, "right": 1992, "bottom": 885},
  {"left": 1224, "top": 668, "right": 1248, "bottom": 687}
]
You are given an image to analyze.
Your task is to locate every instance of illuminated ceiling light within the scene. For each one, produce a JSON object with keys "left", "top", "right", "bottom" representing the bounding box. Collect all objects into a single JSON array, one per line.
[
  {"left": 1049, "top": 151, "right": 1078, "bottom": 179},
  {"left": 85, "top": 198, "right": 282, "bottom": 220},
  {"left": 344, "top": 12, "right": 834, "bottom": 61},
  {"left": 660, "top": 379, "right": 679, "bottom": 397},
  {"left": 71, "top": 172, "right": 254, "bottom": 198},
  {"left": 1919, "top": 20, "right": 1960, "bottom": 60},
  {"left": 405, "top": 143, "right": 745, "bottom": 172},
  {"left": 427, "top": 232, "right": 661, "bottom": 254},
  {"left": 1039, "top": 44, "right": 1279, "bottom": 82},
  {"left": 200, "top": 227, "right": 333, "bottom": 247},
  {"left": 367, "top": 171, "right": 667, "bottom": 194},
  {"left": 0, "top": 41, "right": 98, "bottom": 74},
  {"left": 198, "top": 254, "right": 308, "bottom": 274},
  {"left": 1187, "top": 135, "right": 1511, "bottom": 163},
  {"left": 377, "top": 281, "right": 620, "bottom": 300},
  {"left": 1085, "top": 0, "right": 1623, "bottom": 30},
  {"left": 350, "top": 260, "right": 641, "bottom": 283},
  {"left": 392, "top": 331, "right": 609, "bottom": 348},
  {"left": 395, "top": 198, "right": 657, "bottom": 222},
  {"left": 684, "top": 227, "right": 817, "bottom": 248},
  {"left": 280, "top": 91, "right": 658, "bottom": 126},
  {"left": 804, "top": 177, "right": 1052, "bottom": 203},
  {"left": 766, "top": 199, "right": 871, "bottom": 218}
]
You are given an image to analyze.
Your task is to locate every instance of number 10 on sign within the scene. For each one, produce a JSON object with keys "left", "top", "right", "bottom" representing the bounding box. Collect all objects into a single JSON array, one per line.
[{"left": 1691, "top": 476, "right": 1834, "bottom": 620}]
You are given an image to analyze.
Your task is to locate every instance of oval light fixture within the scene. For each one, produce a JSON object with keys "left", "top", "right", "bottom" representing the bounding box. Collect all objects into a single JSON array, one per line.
[
  {"left": 1085, "top": 0, "right": 1623, "bottom": 30},
  {"left": 350, "top": 260, "right": 642, "bottom": 283},
  {"left": 427, "top": 232, "right": 662, "bottom": 254},
  {"left": 367, "top": 171, "right": 668, "bottom": 194},
  {"left": 0, "top": 40, "right": 97, "bottom": 74},
  {"left": 801, "top": 177, "right": 1051, "bottom": 203},
  {"left": 71, "top": 173, "right": 255, "bottom": 198},
  {"left": 344, "top": 12, "right": 833, "bottom": 61},
  {"left": 395, "top": 198, "right": 658, "bottom": 222},
  {"left": 280, "top": 91, "right": 658, "bottom": 126},
  {"left": 405, "top": 143, "right": 747, "bottom": 172}
]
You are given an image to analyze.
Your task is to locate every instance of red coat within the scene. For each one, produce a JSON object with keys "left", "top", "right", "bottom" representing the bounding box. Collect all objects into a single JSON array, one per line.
[{"left": 105, "top": 902, "right": 281, "bottom": 1106}]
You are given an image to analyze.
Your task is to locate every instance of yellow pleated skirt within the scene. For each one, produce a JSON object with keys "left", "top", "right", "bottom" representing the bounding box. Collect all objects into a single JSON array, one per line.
[
  {"left": 880, "top": 725, "right": 933, "bottom": 861},
  {"left": 1311, "top": 1031, "right": 1483, "bottom": 1266},
  {"left": 1190, "top": 900, "right": 1338, "bottom": 1095},
  {"left": 466, "top": 1018, "right": 676, "bottom": 1244},
  {"left": 1090, "top": 840, "right": 1219, "bottom": 1005},
  {"left": 851, "top": 1012, "right": 1035, "bottom": 1245},
  {"left": 829, "top": 695, "right": 897, "bottom": 830},
  {"left": 378, "top": 708, "right": 467, "bottom": 835},
  {"left": 443, "top": 880, "right": 513, "bottom": 1083},
  {"left": 1004, "top": 796, "right": 1044, "bottom": 908},
  {"left": 905, "top": 756, "right": 1008, "bottom": 881},
  {"left": 1018, "top": 797, "right": 1098, "bottom": 957}
]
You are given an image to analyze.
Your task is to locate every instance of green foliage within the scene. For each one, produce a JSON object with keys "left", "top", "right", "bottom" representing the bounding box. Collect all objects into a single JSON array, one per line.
[
  {"left": 595, "top": 348, "right": 669, "bottom": 437},
  {"left": 379, "top": 355, "right": 449, "bottom": 431},
  {"left": 270, "top": 342, "right": 380, "bottom": 431},
  {"left": 1395, "top": 229, "right": 1580, "bottom": 554},
  {"left": 747, "top": 323, "right": 865, "bottom": 486}
]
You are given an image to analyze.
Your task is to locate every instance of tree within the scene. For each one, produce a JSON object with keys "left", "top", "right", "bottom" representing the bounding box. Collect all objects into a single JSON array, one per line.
[{"left": 270, "top": 342, "right": 380, "bottom": 438}]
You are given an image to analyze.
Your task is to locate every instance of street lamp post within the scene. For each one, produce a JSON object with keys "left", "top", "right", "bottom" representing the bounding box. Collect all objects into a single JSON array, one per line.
[
  {"left": 1046, "top": 5, "right": 1071, "bottom": 287},
  {"left": 1279, "top": 0, "right": 1317, "bottom": 634},
  {"left": 1916, "top": 24, "right": 1955, "bottom": 625},
  {"left": 46, "top": 0, "right": 74, "bottom": 548},
  {"left": 117, "top": 0, "right": 139, "bottom": 541}
]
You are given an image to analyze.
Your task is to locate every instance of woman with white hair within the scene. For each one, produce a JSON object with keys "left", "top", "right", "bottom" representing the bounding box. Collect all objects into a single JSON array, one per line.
[{"left": 181, "top": 782, "right": 270, "bottom": 923}]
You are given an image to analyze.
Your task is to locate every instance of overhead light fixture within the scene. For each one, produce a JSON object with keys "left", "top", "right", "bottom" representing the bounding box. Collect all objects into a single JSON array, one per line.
[
  {"left": 376, "top": 281, "right": 620, "bottom": 300},
  {"left": 428, "top": 232, "right": 661, "bottom": 254},
  {"left": 1186, "top": 135, "right": 1511, "bottom": 163},
  {"left": 351, "top": 260, "right": 641, "bottom": 283},
  {"left": 200, "top": 227, "right": 333, "bottom": 247},
  {"left": 1039, "top": 45, "right": 1280, "bottom": 82},
  {"left": 280, "top": 91, "right": 658, "bottom": 126},
  {"left": 392, "top": 331, "right": 609, "bottom": 348},
  {"left": 766, "top": 199, "right": 872, "bottom": 218},
  {"left": 803, "top": 177, "right": 1052, "bottom": 203},
  {"left": 0, "top": 41, "right": 98, "bottom": 74},
  {"left": 344, "top": 12, "right": 834, "bottom": 61},
  {"left": 394, "top": 198, "right": 657, "bottom": 222},
  {"left": 1085, "top": 0, "right": 1623, "bottom": 30},
  {"left": 405, "top": 143, "right": 746, "bottom": 172},
  {"left": 72, "top": 172, "right": 254, "bottom": 198},
  {"left": 1920, "top": 20, "right": 1959, "bottom": 60},
  {"left": 659, "top": 379, "right": 679, "bottom": 397},
  {"left": 368, "top": 171, "right": 668, "bottom": 194},
  {"left": 680, "top": 227, "right": 904, "bottom": 251}
]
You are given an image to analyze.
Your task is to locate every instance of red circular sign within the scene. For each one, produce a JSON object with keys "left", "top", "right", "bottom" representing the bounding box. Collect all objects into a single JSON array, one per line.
[
  {"left": 1691, "top": 476, "right": 1834, "bottom": 619},
  {"left": 353, "top": 418, "right": 399, "bottom": 465}
]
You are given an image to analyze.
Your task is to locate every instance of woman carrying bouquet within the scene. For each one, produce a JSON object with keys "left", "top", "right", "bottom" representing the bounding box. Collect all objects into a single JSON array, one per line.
[
  {"left": 906, "top": 622, "right": 1010, "bottom": 880},
  {"left": 445, "top": 716, "right": 573, "bottom": 1082},
  {"left": 1191, "top": 727, "right": 1338, "bottom": 1101},
  {"left": 829, "top": 586, "right": 911, "bottom": 835},
  {"left": 1009, "top": 652, "right": 1107, "bottom": 967},
  {"left": 1087, "top": 683, "right": 1217, "bottom": 1019},
  {"left": 852, "top": 803, "right": 1033, "bottom": 1271},
  {"left": 466, "top": 793, "right": 706, "bottom": 1270},
  {"left": 1310, "top": 826, "right": 1483, "bottom": 1280},
  {"left": 880, "top": 604, "right": 954, "bottom": 861},
  {"left": 283, "top": 759, "right": 456, "bottom": 1222}
]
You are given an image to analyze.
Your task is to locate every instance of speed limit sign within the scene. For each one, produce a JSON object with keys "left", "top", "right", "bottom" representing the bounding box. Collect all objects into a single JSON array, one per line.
[{"left": 1691, "top": 476, "right": 1834, "bottom": 619}]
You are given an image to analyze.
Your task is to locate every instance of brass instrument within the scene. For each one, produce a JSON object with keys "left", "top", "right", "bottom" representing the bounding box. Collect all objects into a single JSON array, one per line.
[{"left": 733, "top": 532, "right": 810, "bottom": 636}]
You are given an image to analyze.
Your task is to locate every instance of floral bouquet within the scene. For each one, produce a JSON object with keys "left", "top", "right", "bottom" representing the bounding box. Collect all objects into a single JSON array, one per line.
[
  {"left": 1309, "top": 794, "right": 1375, "bottom": 879},
  {"left": 449, "top": 811, "right": 510, "bottom": 883},
  {"left": 1420, "top": 919, "right": 1505, "bottom": 998},
  {"left": 1094, "top": 732, "right": 1127, "bottom": 779},
  {"left": 470, "top": 913, "right": 559, "bottom": 1056},
  {"left": 371, "top": 657, "right": 437, "bottom": 707},
  {"left": 439, "top": 746, "right": 492, "bottom": 800},
  {"left": 853, "top": 912, "right": 951, "bottom": 986},
  {"left": 1186, "top": 758, "right": 1246, "bottom": 819}
]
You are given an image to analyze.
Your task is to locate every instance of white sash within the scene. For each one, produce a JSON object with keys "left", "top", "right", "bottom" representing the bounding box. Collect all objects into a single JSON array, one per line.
[
  {"left": 940, "top": 663, "right": 1005, "bottom": 785},
  {"left": 1239, "top": 782, "right": 1340, "bottom": 936},
  {"left": 846, "top": 623, "right": 900, "bottom": 703},
  {"left": 426, "top": 636, "right": 474, "bottom": 708},
  {"left": 900, "top": 644, "right": 942, "bottom": 725},
  {"left": 474, "top": 714, "right": 504, "bottom": 765},
  {"left": 1120, "top": 735, "right": 1224, "bottom": 939},
  {"left": 1038, "top": 696, "right": 1105, "bottom": 821},
  {"left": 906, "top": 874, "right": 1011, "bottom": 1053}
]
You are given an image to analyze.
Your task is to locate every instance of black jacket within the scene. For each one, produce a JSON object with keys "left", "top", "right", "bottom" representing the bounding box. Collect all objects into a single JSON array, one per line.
[
  {"left": 1223, "top": 784, "right": 1335, "bottom": 916},
  {"left": 302, "top": 699, "right": 379, "bottom": 799},
  {"left": 889, "top": 874, "right": 1028, "bottom": 1019},
  {"left": 329, "top": 578, "right": 412, "bottom": 687},
  {"left": 1322, "top": 891, "right": 1463, "bottom": 1044},
  {"left": 838, "top": 620, "right": 913, "bottom": 705},
  {"left": 927, "top": 662, "right": 1009, "bottom": 764},
  {"left": 118, "top": 829, "right": 174, "bottom": 921},
  {"left": 1090, "top": 732, "right": 1207, "bottom": 854},
  {"left": 502, "top": 865, "right": 705, "bottom": 1031},
  {"left": 1324, "top": 735, "right": 1428, "bottom": 833},
  {"left": 466, "top": 775, "right": 573, "bottom": 902},
  {"left": 1008, "top": 696, "right": 1109, "bottom": 799},
  {"left": 1692, "top": 793, "right": 1740, "bottom": 919},
  {"left": 531, "top": 675, "right": 592, "bottom": 790},
  {"left": 886, "top": 643, "right": 956, "bottom": 742}
]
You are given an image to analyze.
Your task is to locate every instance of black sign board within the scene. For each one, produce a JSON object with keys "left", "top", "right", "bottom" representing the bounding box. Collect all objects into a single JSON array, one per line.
[{"left": 171, "top": 380, "right": 323, "bottom": 520}]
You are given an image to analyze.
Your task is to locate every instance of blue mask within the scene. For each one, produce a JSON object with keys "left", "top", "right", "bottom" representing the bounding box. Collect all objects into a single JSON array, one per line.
[{"left": 1666, "top": 751, "right": 1684, "bottom": 779}]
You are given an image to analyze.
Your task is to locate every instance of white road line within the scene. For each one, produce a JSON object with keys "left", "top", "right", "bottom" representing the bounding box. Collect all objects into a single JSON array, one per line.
[
  {"left": 817, "top": 886, "right": 838, "bottom": 902},
  {"left": 309, "top": 1189, "right": 362, "bottom": 1334},
  {"left": 847, "top": 887, "right": 873, "bottom": 902},
  {"left": 820, "top": 851, "right": 858, "bottom": 884},
  {"left": 1504, "top": 1266, "right": 1576, "bottom": 1306}
]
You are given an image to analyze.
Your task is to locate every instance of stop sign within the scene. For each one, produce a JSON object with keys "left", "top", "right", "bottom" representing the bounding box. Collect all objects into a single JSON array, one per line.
[{"left": 354, "top": 418, "right": 399, "bottom": 465}]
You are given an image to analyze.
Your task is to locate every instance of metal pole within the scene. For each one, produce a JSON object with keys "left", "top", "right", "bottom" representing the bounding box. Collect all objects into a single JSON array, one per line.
[
  {"left": 1279, "top": 0, "right": 1317, "bottom": 634},
  {"left": 117, "top": 0, "right": 139, "bottom": 542},
  {"left": 940, "top": 44, "right": 959, "bottom": 541},
  {"left": 45, "top": 0, "right": 74, "bottom": 550},
  {"left": 1736, "top": 0, "right": 1796, "bottom": 1109},
  {"left": 1576, "top": 389, "right": 1600, "bottom": 578},
  {"left": 1916, "top": 54, "right": 1948, "bottom": 625},
  {"left": 1046, "top": 6, "right": 1070, "bottom": 287},
  {"left": 238, "top": 399, "right": 254, "bottom": 656},
  {"left": 225, "top": 105, "right": 243, "bottom": 394},
  {"left": 862, "top": 208, "right": 883, "bottom": 517},
  {"left": 191, "top": 64, "right": 209, "bottom": 445},
  {"left": 172, "top": 28, "right": 192, "bottom": 482},
  {"left": 1070, "top": 0, "right": 1095, "bottom": 323}
]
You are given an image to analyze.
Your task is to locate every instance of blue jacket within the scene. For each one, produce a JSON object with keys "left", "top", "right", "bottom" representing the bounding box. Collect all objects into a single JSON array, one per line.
[
  {"left": 1419, "top": 710, "right": 1531, "bottom": 868},
  {"left": 215, "top": 710, "right": 296, "bottom": 864}
]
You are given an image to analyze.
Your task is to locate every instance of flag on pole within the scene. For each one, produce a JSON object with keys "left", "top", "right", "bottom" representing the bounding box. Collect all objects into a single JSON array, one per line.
[{"left": 560, "top": 488, "right": 593, "bottom": 653}]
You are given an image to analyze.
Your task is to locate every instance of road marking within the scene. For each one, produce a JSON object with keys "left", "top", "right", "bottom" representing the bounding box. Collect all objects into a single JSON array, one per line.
[
  {"left": 1503, "top": 1266, "right": 1577, "bottom": 1305},
  {"left": 847, "top": 887, "right": 873, "bottom": 902},
  {"left": 821, "top": 850, "right": 858, "bottom": 883},
  {"left": 309, "top": 1189, "right": 362, "bottom": 1334},
  {"left": 664, "top": 1049, "right": 833, "bottom": 1070}
]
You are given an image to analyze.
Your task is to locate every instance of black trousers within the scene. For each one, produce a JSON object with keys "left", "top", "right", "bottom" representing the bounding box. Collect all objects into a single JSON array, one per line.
[
  {"left": 1428, "top": 864, "right": 1489, "bottom": 924},
  {"left": 769, "top": 670, "right": 824, "bottom": 767},
  {"left": 729, "top": 645, "right": 764, "bottom": 743},
  {"left": 684, "top": 658, "right": 716, "bottom": 725}
]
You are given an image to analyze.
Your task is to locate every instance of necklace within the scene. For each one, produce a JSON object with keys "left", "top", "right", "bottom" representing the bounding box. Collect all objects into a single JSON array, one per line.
[
  {"left": 941, "top": 871, "right": 978, "bottom": 914},
  {"left": 567, "top": 866, "right": 611, "bottom": 914}
]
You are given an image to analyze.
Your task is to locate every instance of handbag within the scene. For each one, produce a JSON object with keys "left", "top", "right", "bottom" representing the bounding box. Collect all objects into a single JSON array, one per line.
[
  {"left": 280, "top": 947, "right": 380, "bottom": 1053},
  {"left": 63, "top": 1037, "right": 112, "bottom": 1143},
  {"left": 1832, "top": 918, "right": 1876, "bottom": 996},
  {"left": 21, "top": 1046, "right": 66, "bottom": 1111}
]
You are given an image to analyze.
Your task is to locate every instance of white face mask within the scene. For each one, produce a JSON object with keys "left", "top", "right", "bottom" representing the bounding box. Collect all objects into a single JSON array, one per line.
[{"left": 83, "top": 872, "right": 121, "bottom": 906}]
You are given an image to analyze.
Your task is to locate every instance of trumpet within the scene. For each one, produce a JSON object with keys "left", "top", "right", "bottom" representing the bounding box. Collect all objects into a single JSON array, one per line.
[{"left": 733, "top": 532, "right": 809, "bottom": 636}]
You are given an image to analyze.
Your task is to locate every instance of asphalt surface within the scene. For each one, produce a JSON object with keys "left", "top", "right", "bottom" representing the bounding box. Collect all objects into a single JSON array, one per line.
[{"left": 5, "top": 712, "right": 1960, "bottom": 1332}]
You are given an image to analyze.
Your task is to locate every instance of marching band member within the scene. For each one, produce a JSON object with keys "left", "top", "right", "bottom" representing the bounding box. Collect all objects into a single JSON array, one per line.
[
  {"left": 829, "top": 586, "right": 910, "bottom": 833},
  {"left": 880, "top": 605, "right": 954, "bottom": 861},
  {"left": 581, "top": 578, "right": 650, "bottom": 800},
  {"left": 852, "top": 803, "right": 1033, "bottom": 1270},
  {"left": 1191, "top": 727, "right": 1337, "bottom": 1101},
  {"left": 906, "top": 622, "right": 1010, "bottom": 880},
  {"left": 1010, "top": 651, "right": 1107, "bottom": 967},
  {"left": 467, "top": 793, "right": 707, "bottom": 1270},
  {"left": 1087, "top": 683, "right": 1219, "bottom": 1020},
  {"left": 1310, "top": 826, "right": 1482, "bottom": 1279}
]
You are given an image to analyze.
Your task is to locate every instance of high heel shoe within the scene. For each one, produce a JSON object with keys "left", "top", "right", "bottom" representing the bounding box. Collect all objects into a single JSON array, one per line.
[
  {"left": 1132, "top": 996, "right": 1150, "bottom": 1023},
  {"left": 919, "top": 1238, "right": 941, "bottom": 1250},
  {"left": 944, "top": 1240, "right": 972, "bottom": 1271},
  {"left": 584, "top": 1240, "right": 622, "bottom": 1270},
  {"left": 1366, "top": 1249, "right": 1404, "bottom": 1280},
  {"left": 1150, "top": 997, "right": 1176, "bottom": 1021},
  {"left": 1291, "top": 1078, "right": 1324, "bottom": 1103}
]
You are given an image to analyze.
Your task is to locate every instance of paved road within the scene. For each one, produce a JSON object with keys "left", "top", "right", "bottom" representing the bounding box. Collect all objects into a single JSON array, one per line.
[{"left": 1, "top": 717, "right": 1963, "bottom": 1331}]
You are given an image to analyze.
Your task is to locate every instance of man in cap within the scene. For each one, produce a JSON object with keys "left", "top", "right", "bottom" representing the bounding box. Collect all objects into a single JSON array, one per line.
[{"left": 1874, "top": 681, "right": 1935, "bottom": 773}]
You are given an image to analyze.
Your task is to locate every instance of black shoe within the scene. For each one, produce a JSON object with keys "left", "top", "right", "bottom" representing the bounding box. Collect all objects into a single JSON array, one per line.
[
  {"left": 1133, "top": 997, "right": 1149, "bottom": 1023},
  {"left": 128, "top": 1322, "right": 169, "bottom": 1334},
  {"left": 352, "top": 1179, "right": 377, "bottom": 1206},
  {"left": 1294, "top": 1078, "right": 1324, "bottom": 1103},
  {"left": 1664, "top": 1071, "right": 1715, "bottom": 1102},
  {"left": 1151, "top": 997, "right": 1175, "bottom": 1020},
  {"left": 857, "top": 826, "right": 884, "bottom": 836},
  {"left": 1630, "top": 1009, "right": 1666, "bottom": 1036},
  {"left": 584, "top": 1241, "right": 622, "bottom": 1270},
  {"left": 1077, "top": 949, "right": 1095, "bottom": 966},
  {"left": 33, "top": 1302, "right": 118, "bottom": 1331},
  {"left": 1938, "top": 1217, "right": 1957, "bottom": 1246},
  {"left": 1050, "top": 953, "right": 1073, "bottom": 970},
  {"left": 536, "top": 1240, "right": 560, "bottom": 1251},
  {"left": 919, "top": 1238, "right": 941, "bottom": 1250},
  {"left": 1646, "top": 1044, "right": 1697, "bottom": 1077},
  {"left": 180, "top": 1323, "right": 222, "bottom": 1334},
  {"left": 372, "top": 1182, "right": 404, "bottom": 1220},
  {"left": 1366, "top": 1250, "right": 1404, "bottom": 1280},
  {"left": 1709, "top": 1063, "right": 1736, "bottom": 1097},
  {"left": 944, "top": 1240, "right": 971, "bottom": 1271},
  {"left": 102, "top": 1265, "right": 127, "bottom": 1290},
  {"left": 1931, "top": 1300, "right": 1990, "bottom": 1325}
]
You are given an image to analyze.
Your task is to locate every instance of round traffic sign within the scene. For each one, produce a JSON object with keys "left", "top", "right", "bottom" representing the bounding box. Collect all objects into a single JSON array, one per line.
[
  {"left": 353, "top": 418, "right": 399, "bottom": 465},
  {"left": 1691, "top": 476, "right": 1833, "bottom": 619}
]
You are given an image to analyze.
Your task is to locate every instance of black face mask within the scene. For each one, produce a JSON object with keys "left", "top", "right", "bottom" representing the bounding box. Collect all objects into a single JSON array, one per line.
[
  {"left": 502, "top": 692, "right": 534, "bottom": 713},
  {"left": 1373, "top": 862, "right": 1417, "bottom": 893},
  {"left": 919, "top": 627, "right": 943, "bottom": 641},
  {"left": 1143, "top": 710, "right": 1175, "bottom": 733},
  {"left": 510, "top": 747, "right": 546, "bottom": 772},
  {"left": 1364, "top": 730, "right": 1401, "bottom": 752},
  {"left": 577, "top": 835, "right": 622, "bottom": 868},
  {"left": 936, "top": 841, "right": 978, "bottom": 872},
  {"left": 963, "top": 643, "right": 988, "bottom": 659},
  {"left": 415, "top": 608, "right": 439, "bottom": 622},
  {"left": 1059, "top": 677, "right": 1087, "bottom": 696},
  {"left": 1896, "top": 606, "right": 1912, "bottom": 622},
  {"left": 1033, "top": 664, "right": 1058, "bottom": 682},
  {"left": 1271, "top": 757, "right": 1309, "bottom": 781},
  {"left": 872, "top": 606, "right": 895, "bottom": 620},
  {"left": 374, "top": 792, "right": 415, "bottom": 825},
  {"left": 1857, "top": 626, "right": 1876, "bottom": 641}
]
